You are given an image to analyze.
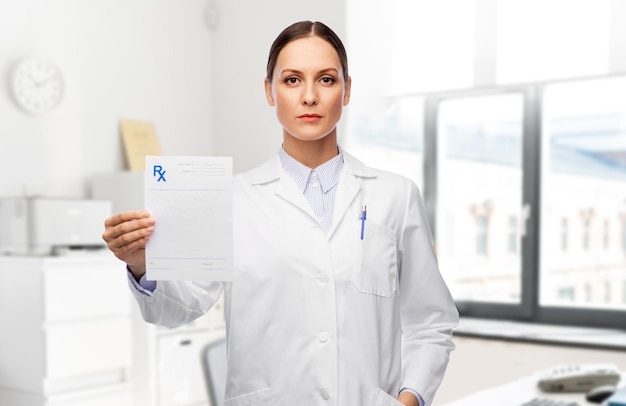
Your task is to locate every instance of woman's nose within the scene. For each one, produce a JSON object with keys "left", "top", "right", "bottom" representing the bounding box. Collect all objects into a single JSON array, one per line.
[{"left": 302, "top": 84, "right": 318, "bottom": 105}]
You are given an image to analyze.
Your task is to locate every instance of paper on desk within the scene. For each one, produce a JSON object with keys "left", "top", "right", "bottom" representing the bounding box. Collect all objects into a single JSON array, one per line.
[{"left": 144, "top": 155, "right": 233, "bottom": 281}]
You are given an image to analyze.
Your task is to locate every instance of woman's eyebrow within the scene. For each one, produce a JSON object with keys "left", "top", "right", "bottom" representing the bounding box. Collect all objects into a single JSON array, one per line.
[
  {"left": 279, "top": 68, "right": 303, "bottom": 76},
  {"left": 279, "top": 67, "right": 339, "bottom": 76}
]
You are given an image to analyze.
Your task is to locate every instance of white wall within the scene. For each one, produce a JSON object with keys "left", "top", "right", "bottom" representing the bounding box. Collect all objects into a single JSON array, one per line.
[
  {"left": 0, "top": 0, "right": 214, "bottom": 198},
  {"left": 0, "top": 0, "right": 346, "bottom": 197}
]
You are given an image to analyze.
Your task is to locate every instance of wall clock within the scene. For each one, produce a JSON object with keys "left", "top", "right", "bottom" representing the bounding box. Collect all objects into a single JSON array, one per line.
[{"left": 11, "top": 57, "right": 64, "bottom": 115}]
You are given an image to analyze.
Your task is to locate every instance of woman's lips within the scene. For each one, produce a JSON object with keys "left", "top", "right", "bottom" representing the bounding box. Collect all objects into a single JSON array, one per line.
[{"left": 299, "top": 114, "right": 321, "bottom": 123}]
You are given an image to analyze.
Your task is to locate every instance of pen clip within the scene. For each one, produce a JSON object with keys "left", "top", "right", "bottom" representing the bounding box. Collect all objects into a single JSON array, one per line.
[{"left": 360, "top": 205, "right": 367, "bottom": 240}]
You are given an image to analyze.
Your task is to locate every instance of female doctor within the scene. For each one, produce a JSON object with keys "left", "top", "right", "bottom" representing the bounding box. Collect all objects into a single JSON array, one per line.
[{"left": 102, "top": 20, "right": 458, "bottom": 406}]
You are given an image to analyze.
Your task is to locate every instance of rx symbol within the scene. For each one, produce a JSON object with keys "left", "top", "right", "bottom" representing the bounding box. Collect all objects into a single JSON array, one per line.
[{"left": 153, "top": 165, "right": 166, "bottom": 182}]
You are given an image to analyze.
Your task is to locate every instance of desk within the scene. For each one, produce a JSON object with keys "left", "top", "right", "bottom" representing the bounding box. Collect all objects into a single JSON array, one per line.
[{"left": 441, "top": 373, "right": 625, "bottom": 406}]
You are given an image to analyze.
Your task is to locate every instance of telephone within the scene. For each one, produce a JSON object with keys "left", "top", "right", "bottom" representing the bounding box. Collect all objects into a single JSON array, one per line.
[{"left": 537, "top": 363, "right": 621, "bottom": 393}]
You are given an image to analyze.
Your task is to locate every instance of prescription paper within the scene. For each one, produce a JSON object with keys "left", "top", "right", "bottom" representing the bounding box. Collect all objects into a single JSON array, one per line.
[{"left": 144, "top": 155, "right": 233, "bottom": 281}]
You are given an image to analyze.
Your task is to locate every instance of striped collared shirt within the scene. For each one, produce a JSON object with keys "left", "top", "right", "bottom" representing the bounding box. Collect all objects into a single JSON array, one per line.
[{"left": 278, "top": 147, "right": 344, "bottom": 232}]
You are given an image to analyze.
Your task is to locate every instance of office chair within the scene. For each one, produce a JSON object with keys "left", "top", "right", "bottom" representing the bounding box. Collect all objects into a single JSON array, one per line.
[{"left": 201, "top": 336, "right": 228, "bottom": 406}]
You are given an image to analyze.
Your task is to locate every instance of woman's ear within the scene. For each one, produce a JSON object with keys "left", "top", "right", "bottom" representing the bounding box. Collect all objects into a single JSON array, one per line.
[
  {"left": 343, "top": 76, "right": 352, "bottom": 106},
  {"left": 264, "top": 78, "right": 275, "bottom": 106}
]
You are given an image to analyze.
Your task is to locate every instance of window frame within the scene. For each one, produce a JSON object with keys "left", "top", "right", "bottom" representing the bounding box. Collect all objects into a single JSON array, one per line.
[
  {"left": 507, "top": 216, "right": 518, "bottom": 254},
  {"left": 423, "top": 79, "right": 626, "bottom": 330}
]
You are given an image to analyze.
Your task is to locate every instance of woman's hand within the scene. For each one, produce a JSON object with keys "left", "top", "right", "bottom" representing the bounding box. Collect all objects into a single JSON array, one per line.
[
  {"left": 397, "top": 391, "right": 420, "bottom": 406},
  {"left": 102, "top": 210, "right": 155, "bottom": 280}
]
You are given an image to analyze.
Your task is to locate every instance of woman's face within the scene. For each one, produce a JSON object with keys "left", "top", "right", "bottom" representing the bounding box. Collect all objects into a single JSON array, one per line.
[{"left": 265, "top": 35, "right": 351, "bottom": 143}]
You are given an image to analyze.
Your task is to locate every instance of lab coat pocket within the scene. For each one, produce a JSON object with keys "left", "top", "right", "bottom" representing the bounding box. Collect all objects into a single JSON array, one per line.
[
  {"left": 352, "top": 221, "right": 398, "bottom": 297},
  {"left": 373, "top": 388, "right": 404, "bottom": 406},
  {"left": 223, "top": 387, "right": 274, "bottom": 405}
]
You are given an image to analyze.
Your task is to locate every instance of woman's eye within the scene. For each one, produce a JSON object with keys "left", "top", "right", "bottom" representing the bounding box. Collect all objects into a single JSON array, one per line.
[
  {"left": 320, "top": 77, "right": 335, "bottom": 84},
  {"left": 285, "top": 77, "right": 299, "bottom": 84}
]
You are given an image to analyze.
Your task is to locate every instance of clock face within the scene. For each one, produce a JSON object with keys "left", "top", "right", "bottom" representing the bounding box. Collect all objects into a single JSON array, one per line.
[{"left": 11, "top": 58, "right": 64, "bottom": 115}]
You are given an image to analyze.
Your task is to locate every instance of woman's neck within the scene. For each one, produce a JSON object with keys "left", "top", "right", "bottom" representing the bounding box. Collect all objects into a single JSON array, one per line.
[{"left": 282, "top": 133, "right": 339, "bottom": 168}]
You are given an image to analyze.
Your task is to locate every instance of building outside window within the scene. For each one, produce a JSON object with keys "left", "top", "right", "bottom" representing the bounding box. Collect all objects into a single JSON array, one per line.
[
  {"left": 560, "top": 218, "right": 569, "bottom": 252},
  {"left": 603, "top": 219, "right": 610, "bottom": 250},
  {"left": 605, "top": 281, "right": 612, "bottom": 303},
  {"left": 582, "top": 217, "right": 591, "bottom": 252},
  {"left": 558, "top": 287, "right": 575, "bottom": 302},
  {"left": 476, "top": 215, "right": 489, "bottom": 256},
  {"left": 622, "top": 219, "right": 626, "bottom": 253}
]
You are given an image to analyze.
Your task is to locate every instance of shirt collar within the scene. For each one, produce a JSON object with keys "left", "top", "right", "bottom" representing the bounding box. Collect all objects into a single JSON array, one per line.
[{"left": 279, "top": 146, "right": 344, "bottom": 194}]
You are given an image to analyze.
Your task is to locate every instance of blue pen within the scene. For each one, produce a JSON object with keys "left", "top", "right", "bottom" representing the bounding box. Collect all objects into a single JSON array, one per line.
[{"left": 360, "top": 205, "right": 367, "bottom": 240}]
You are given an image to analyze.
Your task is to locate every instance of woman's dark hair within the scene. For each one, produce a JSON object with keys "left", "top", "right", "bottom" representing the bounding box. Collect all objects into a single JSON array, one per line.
[{"left": 266, "top": 21, "right": 349, "bottom": 84}]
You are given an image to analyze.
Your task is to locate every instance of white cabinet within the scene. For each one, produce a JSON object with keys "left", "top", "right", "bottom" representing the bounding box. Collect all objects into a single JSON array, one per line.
[
  {"left": 0, "top": 251, "right": 226, "bottom": 406},
  {"left": 130, "top": 291, "right": 226, "bottom": 406},
  {"left": 0, "top": 253, "right": 133, "bottom": 406},
  {"left": 156, "top": 330, "right": 214, "bottom": 405}
]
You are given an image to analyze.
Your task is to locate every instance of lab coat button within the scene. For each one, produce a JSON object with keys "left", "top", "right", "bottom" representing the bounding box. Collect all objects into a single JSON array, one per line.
[
  {"left": 318, "top": 331, "right": 329, "bottom": 342},
  {"left": 319, "top": 388, "right": 330, "bottom": 400},
  {"left": 317, "top": 274, "right": 329, "bottom": 284}
]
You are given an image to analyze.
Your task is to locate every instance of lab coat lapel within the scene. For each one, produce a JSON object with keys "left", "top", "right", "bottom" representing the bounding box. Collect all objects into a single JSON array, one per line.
[
  {"left": 252, "top": 155, "right": 318, "bottom": 223},
  {"left": 274, "top": 171, "right": 318, "bottom": 221},
  {"left": 328, "top": 168, "right": 360, "bottom": 237},
  {"left": 328, "top": 152, "right": 376, "bottom": 237}
]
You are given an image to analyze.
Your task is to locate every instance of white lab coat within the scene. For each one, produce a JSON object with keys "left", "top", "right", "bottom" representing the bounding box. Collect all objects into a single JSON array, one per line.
[{"left": 131, "top": 151, "right": 458, "bottom": 406}]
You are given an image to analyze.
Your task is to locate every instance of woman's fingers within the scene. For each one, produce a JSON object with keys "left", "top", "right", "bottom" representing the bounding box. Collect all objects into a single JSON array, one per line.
[
  {"left": 102, "top": 210, "right": 155, "bottom": 264},
  {"left": 103, "top": 211, "right": 153, "bottom": 238}
]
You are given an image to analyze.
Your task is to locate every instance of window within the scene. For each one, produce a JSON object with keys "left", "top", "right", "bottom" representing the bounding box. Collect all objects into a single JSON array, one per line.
[
  {"left": 496, "top": 0, "right": 611, "bottom": 83},
  {"left": 346, "top": 0, "right": 626, "bottom": 328},
  {"left": 540, "top": 77, "right": 626, "bottom": 313},
  {"left": 390, "top": 0, "right": 474, "bottom": 94},
  {"left": 425, "top": 78, "right": 626, "bottom": 325},
  {"left": 434, "top": 92, "right": 523, "bottom": 304},
  {"left": 343, "top": 97, "right": 425, "bottom": 191}
]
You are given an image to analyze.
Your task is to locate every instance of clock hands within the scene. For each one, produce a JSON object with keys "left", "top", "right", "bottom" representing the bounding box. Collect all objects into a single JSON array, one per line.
[{"left": 12, "top": 57, "right": 64, "bottom": 114}]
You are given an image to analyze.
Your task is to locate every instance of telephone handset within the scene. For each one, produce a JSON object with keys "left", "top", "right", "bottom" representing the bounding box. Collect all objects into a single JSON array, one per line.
[{"left": 537, "top": 363, "right": 621, "bottom": 393}]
